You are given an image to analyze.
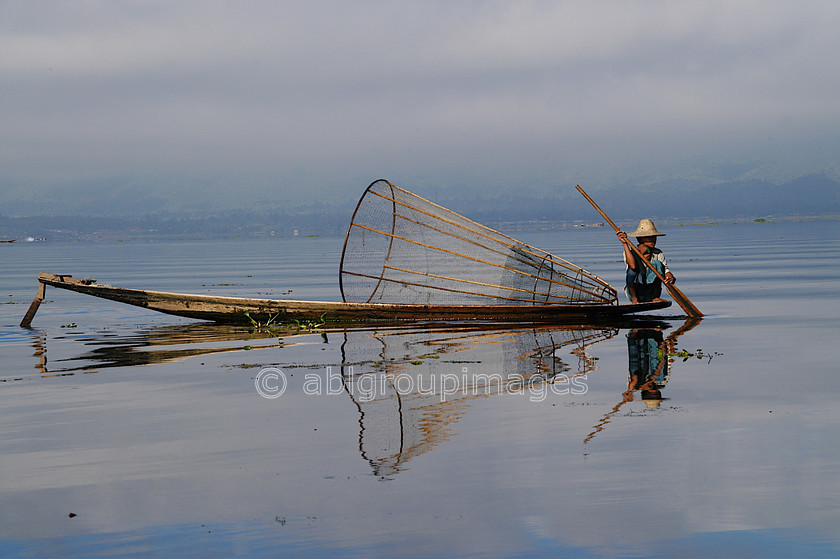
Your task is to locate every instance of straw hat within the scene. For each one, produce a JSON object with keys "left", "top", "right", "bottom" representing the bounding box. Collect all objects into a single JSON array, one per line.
[
  {"left": 629, "top": 219, "right": 665, "bottom": 237},
  {"left": 641, "top": 389, "right": 663, "bottom": 409}
]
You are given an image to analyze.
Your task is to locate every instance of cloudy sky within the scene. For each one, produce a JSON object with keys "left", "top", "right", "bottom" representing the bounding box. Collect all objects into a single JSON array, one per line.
[{"left": 2, "top": 1, "right": 839, "bottom": 213}]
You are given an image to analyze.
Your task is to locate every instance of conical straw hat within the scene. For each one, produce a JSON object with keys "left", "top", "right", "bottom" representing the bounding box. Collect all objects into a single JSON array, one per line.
[{"left": 629, "top": 219, "right": 665, "bottom": 237}]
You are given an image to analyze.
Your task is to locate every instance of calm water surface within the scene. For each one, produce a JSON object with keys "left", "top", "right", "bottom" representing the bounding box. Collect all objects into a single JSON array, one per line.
[{"left": 1, "top": 220, "right": 839, "bottom": 558}]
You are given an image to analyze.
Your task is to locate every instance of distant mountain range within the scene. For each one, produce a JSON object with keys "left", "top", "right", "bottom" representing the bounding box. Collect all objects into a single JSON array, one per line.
[
  {"left": 444, "top": 173, "right": 840, "bottom": 223},
  {"left": 1, "top": 173, "right": 838, "bottom": 240}
]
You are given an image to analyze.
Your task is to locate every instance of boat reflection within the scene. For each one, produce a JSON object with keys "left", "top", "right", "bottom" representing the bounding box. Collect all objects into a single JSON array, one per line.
[
  {"left": 27, "top": 317, "right": 700, "bottom": 477},
  {"left": 28, "top": 323, "right": 285, "bottom": 376}
]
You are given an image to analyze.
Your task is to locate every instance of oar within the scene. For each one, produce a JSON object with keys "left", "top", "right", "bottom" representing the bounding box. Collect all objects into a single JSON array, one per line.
[{"left": 576, "top": 185, "right": 703, "bottom": 317}]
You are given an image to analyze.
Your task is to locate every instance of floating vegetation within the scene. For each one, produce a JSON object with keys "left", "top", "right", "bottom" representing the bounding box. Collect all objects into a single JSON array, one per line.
[
  {"left": 60, "top": 323, "right": 78, "bottom": 328},
  {"left": 292, "top": 313, "right": 327, "bottom": 332},
  {"left": 667, "top": 348, "right": 722, "bottom": 363},
  {"left": 243, "top": 310, "right": 285, "bottom": 332},
  {"left": 243, "top": 310, "right": 328, "bottom": 342}
]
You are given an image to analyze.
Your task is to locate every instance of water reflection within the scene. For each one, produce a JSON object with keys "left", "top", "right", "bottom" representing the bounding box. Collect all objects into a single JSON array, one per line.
[
  {"left": 339, "top": 324, "right": 618, "bottom": 478},
  {"left": 27, "top": 318, "right": 700, "bottom": 477},
  {"left": 585, "top": 318, "right": 702, "bottom": 444},
  {"left": 28, "top": 323, "right": 284, "bottom": 376},
  {"left": 626, "top": 327, "right": 673, "bottom": 408}
]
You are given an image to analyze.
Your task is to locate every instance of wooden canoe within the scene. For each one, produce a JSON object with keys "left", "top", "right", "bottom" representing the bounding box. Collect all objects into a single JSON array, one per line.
[{"left": 21, "top": 272, "right": 671, "bottom": 327}]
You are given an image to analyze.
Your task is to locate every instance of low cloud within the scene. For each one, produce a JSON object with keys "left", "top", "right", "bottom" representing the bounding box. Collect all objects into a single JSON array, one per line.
[{"left": 2, "top": 1, "right": 839, "bottom": 213}]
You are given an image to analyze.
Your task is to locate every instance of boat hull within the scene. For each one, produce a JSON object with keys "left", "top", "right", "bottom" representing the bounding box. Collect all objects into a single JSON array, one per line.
[{"left": 27, "top": 273, "right": 671, "bottom": 325}]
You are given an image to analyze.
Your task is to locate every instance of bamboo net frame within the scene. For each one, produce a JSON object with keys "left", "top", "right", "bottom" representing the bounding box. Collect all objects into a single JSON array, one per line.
[{"left": 339, "top": 180, "right": 617, "bottom": 306}]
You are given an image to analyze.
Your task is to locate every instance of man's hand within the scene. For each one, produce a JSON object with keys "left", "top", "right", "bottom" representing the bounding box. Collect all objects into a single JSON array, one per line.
[{"left": 664, "top": 272, "right": 676, "bottom": 285}]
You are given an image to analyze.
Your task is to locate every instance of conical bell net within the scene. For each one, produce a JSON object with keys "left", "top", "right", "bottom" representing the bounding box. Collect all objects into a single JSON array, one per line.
[{"left": 340, "top": 180, "right": 617, "bottom": 306}]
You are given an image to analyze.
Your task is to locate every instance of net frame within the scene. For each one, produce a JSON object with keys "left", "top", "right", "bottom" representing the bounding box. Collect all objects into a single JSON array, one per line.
[{"left": 339, "top": 180, "right": 617, "bottom": 306}]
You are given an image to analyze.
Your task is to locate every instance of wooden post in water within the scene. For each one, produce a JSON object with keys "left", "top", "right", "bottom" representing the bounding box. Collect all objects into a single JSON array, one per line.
[{"left": 20, "top": 280, "right": 46, "bottom": 328}]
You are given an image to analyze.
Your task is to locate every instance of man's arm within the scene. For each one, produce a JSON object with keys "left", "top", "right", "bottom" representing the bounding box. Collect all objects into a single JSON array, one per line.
[{"left": 617, "top": 231, "right": 637, "bottom": 270}]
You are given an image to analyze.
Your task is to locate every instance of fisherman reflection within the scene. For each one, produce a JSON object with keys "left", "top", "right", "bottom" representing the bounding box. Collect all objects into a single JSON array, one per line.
[
  {"left": 585, "top": 320, "right": 699, "bottom": 445},
  {"left": 623, "top": 328, "right": 673, "bottom": 409}
]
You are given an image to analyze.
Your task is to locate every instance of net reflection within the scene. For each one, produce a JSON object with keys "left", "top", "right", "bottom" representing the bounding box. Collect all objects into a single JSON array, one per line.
[{"left": 339, "top": 324, "right": 617, "bottom": 479}]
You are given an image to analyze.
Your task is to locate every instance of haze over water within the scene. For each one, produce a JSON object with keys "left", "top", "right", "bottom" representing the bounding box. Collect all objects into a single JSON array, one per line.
[{"left": 1, "top": 219, "right": 838, "bottom": 557}]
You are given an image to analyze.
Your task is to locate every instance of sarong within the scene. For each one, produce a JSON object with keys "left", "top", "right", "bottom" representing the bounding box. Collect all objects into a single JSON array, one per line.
[{"left": 625, "top": 258, "right": 665, "bottom": 302}]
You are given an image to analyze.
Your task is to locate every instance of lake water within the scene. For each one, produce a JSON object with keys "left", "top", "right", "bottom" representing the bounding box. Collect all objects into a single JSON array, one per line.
[{"left": 1, "top": 219, "right": 839, "bottom": 558}]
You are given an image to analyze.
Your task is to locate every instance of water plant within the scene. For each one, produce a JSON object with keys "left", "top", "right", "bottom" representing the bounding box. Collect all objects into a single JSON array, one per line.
[
  {"left": 667, "top": 348, "right": 722, "bottom": 363},
  {"left": 243, "top": 310, "right": 285, "bottom": 331},
  {"left": 292, "top": 312, "right": 328, "bottom": 332},
  {"left": 243, "top": 310, "right": 328, "bottom": 341}
]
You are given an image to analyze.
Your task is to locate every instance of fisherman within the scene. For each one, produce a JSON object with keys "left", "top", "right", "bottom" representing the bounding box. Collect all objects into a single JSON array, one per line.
[{"left": 616, "top": 219, "right": 675, "bottom": 304}]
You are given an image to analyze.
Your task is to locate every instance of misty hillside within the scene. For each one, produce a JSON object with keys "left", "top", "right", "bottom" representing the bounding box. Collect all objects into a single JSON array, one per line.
[
  {"left": 1, "top": 173, "right": 838, "bottom": 240},
  {"left": 438, "top": 173, "right": 840, "bottom": 223}
]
